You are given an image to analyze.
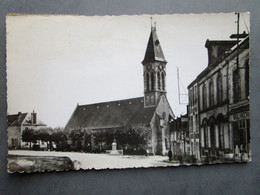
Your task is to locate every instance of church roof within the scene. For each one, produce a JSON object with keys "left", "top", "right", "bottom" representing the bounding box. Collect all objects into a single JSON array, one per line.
[
  {"left": 65, "top": 97, "right": 156, "bottom": 130},
  {"left": 142, "top": 26, "right": 167, "bottom": 64}
]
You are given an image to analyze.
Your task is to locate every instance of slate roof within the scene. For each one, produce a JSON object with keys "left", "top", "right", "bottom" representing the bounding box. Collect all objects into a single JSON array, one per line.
[
  {"left": 7, "top": 113, "right": 28, "bottom": 126},
  {"left": 65, "top": 97, "right": 156, "bottom": 130},
  {"left": 7, "top": 112, "right": 46, "bottom": 127},
  {"left": 142, "top": 26, "right": 167, "bottom": 64},
  {"left": 188, "top": 36, "right": 249, "bottom": 88}
]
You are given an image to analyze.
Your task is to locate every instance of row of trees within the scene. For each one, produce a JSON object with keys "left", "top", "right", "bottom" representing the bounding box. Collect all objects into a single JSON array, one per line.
[
  {"left": 22, "top": 124, "right": 152, "bottom": 154},
  {"left": 21, "top": 127, "right": 67, "bottom": 151},
  {"left": 65, "top": 124, "right": 152, "bottom": 154}
]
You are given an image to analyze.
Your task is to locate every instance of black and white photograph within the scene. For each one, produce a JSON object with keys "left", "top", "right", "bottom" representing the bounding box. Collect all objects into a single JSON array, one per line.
[{"left": 6, "top": 13, "right": 250, "bottom": 173}]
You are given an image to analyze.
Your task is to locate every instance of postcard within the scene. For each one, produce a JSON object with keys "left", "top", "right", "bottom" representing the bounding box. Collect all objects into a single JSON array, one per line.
[{"left": 6, "top": 13, "right": 250, "bottom": 173}]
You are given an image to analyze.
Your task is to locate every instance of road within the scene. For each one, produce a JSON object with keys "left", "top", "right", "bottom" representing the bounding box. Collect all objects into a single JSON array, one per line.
[{"left": 9, "top": 150, "right": 180, "bottom": 170}]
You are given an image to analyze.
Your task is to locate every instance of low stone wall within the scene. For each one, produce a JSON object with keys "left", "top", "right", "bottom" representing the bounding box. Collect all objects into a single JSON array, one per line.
[{"left": 8, "top": 155, "right": 75, "bottom": 173}]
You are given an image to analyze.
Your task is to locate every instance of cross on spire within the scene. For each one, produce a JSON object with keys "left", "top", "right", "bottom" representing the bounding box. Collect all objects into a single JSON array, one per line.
[{"left": 150, "top": 17, "right": 157, "bottom": 29}]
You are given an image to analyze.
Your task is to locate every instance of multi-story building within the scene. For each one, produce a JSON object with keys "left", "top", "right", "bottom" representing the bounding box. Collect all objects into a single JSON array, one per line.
[
  {"left": 170, "top": 114, "right": 189, "bottom": 160},
  {"left": 188, "top": 82, "right": 200, "bottom": 160},
  {"left": 7, "top": 111, "right": 46, "bottom": 149},
  {"left": 228, "top": 37, "right": 250, "bottom": 161},
  {"left": 187, "top": 36, "right": 250, "bottom": 162}
]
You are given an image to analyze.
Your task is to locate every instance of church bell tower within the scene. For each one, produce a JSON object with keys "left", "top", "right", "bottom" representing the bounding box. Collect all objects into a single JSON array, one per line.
[{"left": 142, "top": 21, "right": 167, "bottom": 108}]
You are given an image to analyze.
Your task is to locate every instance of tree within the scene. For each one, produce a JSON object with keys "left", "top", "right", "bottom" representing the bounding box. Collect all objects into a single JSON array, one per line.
[
  {"left": 22, "top": 128, "right": 36, "bottom": 150},
  {"left": 68, "top": 129, "right": 85, "bottom": 151},
  {"left": 51, "top": 129, "right": 67, "bottom": 151},
  {"left": 64, "top": 125, "right": 152, "bottom": 154},
  {"left": 131, "top": 124, "right": 152, "bottom": 145},
  {"left": 37, "top": 127, "right": 53, "bottom": 150},
  {"left": 113, "top": 124, "right": 152, "bottom": 154}
]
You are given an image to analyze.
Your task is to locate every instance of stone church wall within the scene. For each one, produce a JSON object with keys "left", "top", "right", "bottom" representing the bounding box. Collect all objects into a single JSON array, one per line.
[{"left": 150, "top": 95, "right": 174, "bottom": 155}]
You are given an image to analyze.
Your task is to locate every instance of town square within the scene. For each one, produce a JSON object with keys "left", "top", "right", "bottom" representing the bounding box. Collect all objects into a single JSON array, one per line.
[{"left": 6, "top": 13, "right": 250, "bottom": 172}]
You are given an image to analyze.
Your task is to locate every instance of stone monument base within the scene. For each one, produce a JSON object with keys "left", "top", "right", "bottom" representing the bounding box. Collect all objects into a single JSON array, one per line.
[
  {"left": 110, "top": 150, "right": 120, "bottom": 155},
  {"left": 105, "top": 150, "right": 123, "bottom": 155}
]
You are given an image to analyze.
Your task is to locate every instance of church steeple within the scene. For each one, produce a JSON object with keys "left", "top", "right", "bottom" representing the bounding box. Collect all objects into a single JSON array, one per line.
[
  {"left": 142, "top": 22, "right": 167, "bottom": 64},
  {"left": 142, "top": 21, "right": 167, "bottom": 108}
]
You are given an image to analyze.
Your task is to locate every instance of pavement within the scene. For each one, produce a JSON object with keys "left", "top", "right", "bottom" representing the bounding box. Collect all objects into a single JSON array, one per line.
[{"left": 8, "top": 150, "right": 179, "bottom": 170}]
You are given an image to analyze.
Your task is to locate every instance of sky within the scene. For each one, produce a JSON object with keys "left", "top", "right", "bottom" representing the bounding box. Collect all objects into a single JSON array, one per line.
[{"left": 6, "top": 13, "right": 250, "bottom": 128}]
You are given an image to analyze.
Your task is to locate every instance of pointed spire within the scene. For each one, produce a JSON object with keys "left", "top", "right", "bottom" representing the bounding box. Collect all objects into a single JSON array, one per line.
[{"left": 142, "top": 20, "right": 167, "bottom": 64}]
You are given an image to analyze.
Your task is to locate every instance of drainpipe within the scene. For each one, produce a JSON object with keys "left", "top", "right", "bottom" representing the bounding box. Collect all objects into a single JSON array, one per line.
[
  {"left": 198, "top": 84, "right": 201, "bottom": 160},
  {"left": 226, "top": 59, "right": 232, "bottom": 158}
]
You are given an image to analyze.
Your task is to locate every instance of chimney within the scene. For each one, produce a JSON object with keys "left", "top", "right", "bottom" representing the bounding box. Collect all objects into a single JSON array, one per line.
[
  {"left": 31, "top": 110, "right": 37, "bottom": 124},
  {"left": 18, "top": 112, "right": 22, "bottom": 115},
  {"left": 205, "top": 39, "right": 237, "bottom": 66}
]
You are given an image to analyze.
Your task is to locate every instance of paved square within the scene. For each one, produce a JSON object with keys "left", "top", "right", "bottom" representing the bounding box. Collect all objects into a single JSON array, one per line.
[{"left": 9, "top": 150, "right": 179, "bottom": 170}]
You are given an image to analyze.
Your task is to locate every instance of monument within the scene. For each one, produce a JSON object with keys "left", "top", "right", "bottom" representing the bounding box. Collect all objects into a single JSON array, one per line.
[{"left": 105, "top": 139, "right": 123, "bottom": 155}]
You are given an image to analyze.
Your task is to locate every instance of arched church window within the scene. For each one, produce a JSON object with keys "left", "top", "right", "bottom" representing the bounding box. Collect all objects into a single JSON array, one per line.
[
  {"left": 146, "top": 95, "right": 150, "bottom": 104},
  {"left": 162, "top": 72, "right": 165, "bottom": 91},
  {"left": 146, "top": 72, "right": 150, "bottom": 91},
  {"left": 217, "top": 73, "right": 223, "bottom": 104},
  {"left": 162, "top": 112, "right": 166, "bottom": 120},
  {"left": 161, "top": 112, "right": 166, "bottom": 125},
  {"left": 151, "top": 95, "right": 155, "bottom": 104},
  {"left": 151, "top": 72, "right": 155, "bottom": 90},
  {"left": 157, "top": 71, "right": 161, "bottom": 90}
]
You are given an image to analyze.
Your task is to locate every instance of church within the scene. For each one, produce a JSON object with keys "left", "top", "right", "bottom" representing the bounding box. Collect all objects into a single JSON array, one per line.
[{"left": 65, "top": 23, "right": 174, "bottom": 155}]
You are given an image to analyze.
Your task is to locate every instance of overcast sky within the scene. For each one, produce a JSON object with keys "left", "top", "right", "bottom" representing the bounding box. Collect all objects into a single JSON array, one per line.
[{"left": 6, "top": 13, "right": 250, "bottom": 128}]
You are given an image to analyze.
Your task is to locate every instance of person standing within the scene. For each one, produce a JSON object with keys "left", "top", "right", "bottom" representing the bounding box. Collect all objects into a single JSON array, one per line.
[{"left": 168, "top": 149, "right": 173, "bottom": 161}]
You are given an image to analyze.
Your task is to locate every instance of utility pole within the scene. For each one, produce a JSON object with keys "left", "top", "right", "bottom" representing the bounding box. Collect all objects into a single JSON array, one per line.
[
  {"left": 177, "top": 67, "right": 188, "bottom": 105},
  {"left": 177, "top": 67, "right": 181, "bottom": 104},
  {"left": 236, "top": 12, "right": 240, "bottom": 70},
  {"left": 230, "top": 12, "right": 248, "bottom": 70}
]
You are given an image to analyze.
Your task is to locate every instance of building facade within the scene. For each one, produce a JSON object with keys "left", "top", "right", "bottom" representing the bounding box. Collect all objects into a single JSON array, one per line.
[
  {"left": 170, "top": 114, "right": 189, "bottom": 160},
  {"left": 188, "top": 81, "right": 200, "bottom": 160},
  {"left": 65, "top": 24, "right": 174, "bottom": 155},
  {"left": 228, "top": 37, "right": 250, "bottom": 161},
  {"left": 187, "top": 36, "right": 250, "bottom": 162},
  {"left": 7, "top": 111, "right": 46, "bottom": 149}
]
